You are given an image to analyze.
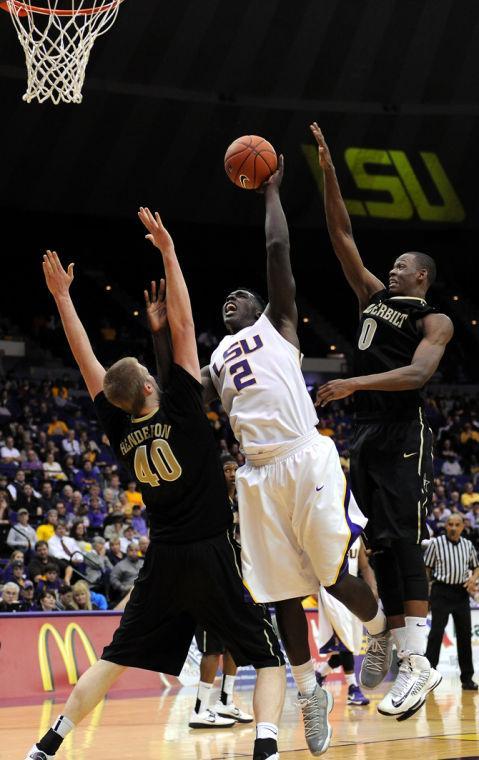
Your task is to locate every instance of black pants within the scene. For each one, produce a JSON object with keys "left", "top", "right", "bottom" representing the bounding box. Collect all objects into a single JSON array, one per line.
[{"left": 425, "top": 582, "right": 474, "bottom": 683}]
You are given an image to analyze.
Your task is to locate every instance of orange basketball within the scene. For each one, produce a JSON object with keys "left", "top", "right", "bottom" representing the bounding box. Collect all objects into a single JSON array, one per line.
[{"left": 224, "top": 135, "right": 278, "bottom": 190}]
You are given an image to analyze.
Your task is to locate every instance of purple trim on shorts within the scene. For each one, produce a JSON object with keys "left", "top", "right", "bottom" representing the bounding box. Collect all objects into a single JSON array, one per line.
[{"left": 337, "top": 484, "right": 363, "bottom": 579}]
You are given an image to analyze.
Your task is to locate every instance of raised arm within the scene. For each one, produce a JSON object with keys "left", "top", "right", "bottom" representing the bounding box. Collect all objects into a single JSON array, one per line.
[
  {"left": 42, "top": 251, "right": 105, "bottom": 400},
  {"left": 201, "top": 365, "right": 219, "bottom": 405},
  {"left": 144, "top": 278, "right": 173, "bottom": 388},
  {"left": 310, "top": 123, "right": 384, "bottom": 310},
  {"left": 138, "top": 208, "right": 200, "bottom": 382},
  {"left": 262, "top": 156, "right": 299, "bottom": 347},
  {"left": 316, "top": 313, "right": 454, "bottom": 406}
]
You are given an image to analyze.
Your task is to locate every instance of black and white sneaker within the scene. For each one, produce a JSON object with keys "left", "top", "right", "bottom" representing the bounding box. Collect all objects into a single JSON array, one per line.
[
  {"left": 188, "top": 708, "right": 235, "bottom": 729},
  {"left": 253, "top": 737, "right": 279, "bottom": 760},
  {"left": 24, "top": 746, "right": 54, "bottom": 760},
  {"left": 377, "top": 653, "right": 442, "bottom": 720}
]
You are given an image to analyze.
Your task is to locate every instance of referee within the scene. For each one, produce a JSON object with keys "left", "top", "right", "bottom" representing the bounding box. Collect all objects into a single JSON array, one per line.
[{"left": 424, "top": 514, "right": 479, "bottom": 690}]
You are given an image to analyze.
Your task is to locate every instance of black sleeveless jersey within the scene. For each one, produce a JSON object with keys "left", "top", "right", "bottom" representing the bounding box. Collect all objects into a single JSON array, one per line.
[
  {"left": 353, "top": 290, "right": 436, "bottom": 422},
  {"left": 94, "top": 364, "right": 232, "bottom": 544}
]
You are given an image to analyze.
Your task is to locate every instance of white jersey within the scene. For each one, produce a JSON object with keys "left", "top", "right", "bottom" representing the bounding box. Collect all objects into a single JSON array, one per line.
[{"left": 210, "top": 313, "right": 318, "bottom": 457}]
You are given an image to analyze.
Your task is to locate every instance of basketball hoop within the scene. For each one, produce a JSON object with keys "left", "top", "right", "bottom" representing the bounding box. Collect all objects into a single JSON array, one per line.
[{"left": 1, "top": 0, "right": 124, "bottom": 104}]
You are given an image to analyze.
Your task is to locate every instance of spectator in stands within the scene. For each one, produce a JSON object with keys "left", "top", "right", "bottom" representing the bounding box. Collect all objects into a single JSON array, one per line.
[
  {"left": 9, "top": 559, "right": 27, "bottom": 589},
  {"left": 6, "top": 508, "right": 37, "bottom": 551},
  {"left": 138, "top": 535, "right": 150, "bottom": 558},
  {"left": 0, "top": 491, "right": 10, "bottom": 530},
  {"left": 106, "top": 472, "right": 123, "bottom": 502},
  {"left": 36, "top": 508, "right": 58, "bottom": 542},
  {"left": 1, "top": 435, "right": 22, "bottom": 467},
  {"left": 58, "top": 584, "right": 75, "bottom": 610},
  {"left": 24, "top": 449, "right": 43, "bottom": 474},
  {"left": 27, "top": 541, "right": 62, "bottom": 583},
  {"left": 131, "top": 504, "right": 147, "bottom": 536},
  {"left": 105, "top": 536, "right": 124, "bottom": 566},
  {"left": 47, "top": 412, "right": 69, "bottom": 438},
  {"left": 20, "top": 580, "right": 38, "bottom": 611},
  {"left": 0, "top": 582, "right": 22, "bottom": 612},
  {"left": 62, "top": 429, "right": 80, "bottom": 459},
  {"left": 71, "top": 580, "right": 98, "bottom": 611},
  {"left": 43, "top": 452, "right": 67, "bottom": 481},
  {"left": 103, "top": 514, "right": 125, "bottom": 543},
  {"left": 449, "top": 490, "right": 462, "bottom": 513},
  {"left": 74, "top": 459, "right": 101, "bottom": 490},
  {"left": 38, "top": 589, "right": 57, "bottom": 612},
  {"left": 109, "top": 542, "right": 143, "bottom": 600},
  {"left": 85, "top": 536, "right": 113, "bottom": 590},
  {"left": 38, "top": 482, "right": 58, "bottom": 514},
  {"left": 86, "top": 483, "right": 106, "bottom": 511},
  {"left": 88, "top": 498, "right": 106, "bottom": 531},
  {"left": 62, "top": 455, "right": 78, "bottom": 483},
  {"left": 70, "top": 521, "right": 92, "bottom": 553},
  {"left": 2, "top": 550, "right": 27, "bottom": 582},
  {"left": 461, "top": 482, "right": 479, "bottom": 510},
  {"left": 0, "top": 474, "right": 12, "bottom": 505},
  {"left": 96, "top": 433, "right": 116, "bottom": 467},
  {"left": 119, "top": 524, "right": 136, "bottom": 552},
  {"left": 123, "top": 480, "right": 143, "bottom": 512},
  {"left": 6, "top": 469, "right": 27, "bottom": 502},
  {"left": 36, "top": 563, "right": 62, "bottom": 598},
  {"left": 16, "top": 483, "right": 42, "bottom": 520},
  {"left": 48, "top": 521, "right": 84, "bottom": 583}
]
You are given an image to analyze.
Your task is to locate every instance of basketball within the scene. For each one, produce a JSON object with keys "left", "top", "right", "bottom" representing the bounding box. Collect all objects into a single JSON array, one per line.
[{"left": 224, "top": 135, "right": 278, "bottom": 190}]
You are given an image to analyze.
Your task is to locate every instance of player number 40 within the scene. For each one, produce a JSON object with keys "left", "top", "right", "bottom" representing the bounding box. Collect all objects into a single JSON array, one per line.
[
  {"left": 134, "top": 440, "right": 182, "bottom": 488},
  {"left": 358, "top": 317, "right": 377, "bottom": 351}
]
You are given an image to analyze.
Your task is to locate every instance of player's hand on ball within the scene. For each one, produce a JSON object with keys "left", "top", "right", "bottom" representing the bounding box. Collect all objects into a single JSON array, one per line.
[
  {"left": 316, "top": 378, "right": 357, "bottom": 407},
  {"left": 310, "top": 123, "right": 333, "bottom": 170},
  {"left": 259, "top": 154, "right": 284, "bottom": 193},
  {"left": 138, "top": 207, "right": 174, "bottom": 255},
  {"left": 42, "top": 250, "right": 74, "bottom": 298},
  {"left": 144, "top": 278, "right": 168, "bottom": 334}
]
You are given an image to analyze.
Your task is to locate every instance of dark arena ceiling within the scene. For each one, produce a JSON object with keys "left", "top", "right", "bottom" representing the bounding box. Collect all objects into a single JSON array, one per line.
[{"left": 1, "top": 0, "right": 479, "bottom": 231}]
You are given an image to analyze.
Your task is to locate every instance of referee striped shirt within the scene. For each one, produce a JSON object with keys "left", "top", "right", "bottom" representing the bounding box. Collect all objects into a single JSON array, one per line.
[{"left": 424, "top": 535, "right": 479, "bottom": 584}]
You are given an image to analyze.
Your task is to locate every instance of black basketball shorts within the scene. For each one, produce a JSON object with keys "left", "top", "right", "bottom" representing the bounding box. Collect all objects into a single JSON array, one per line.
[
  {"left": 102, "top": 531, "right": 284, "bottom": 675},
  {"left": 195, "top": 626, "right": 225, "bottom": 656},
  {"left": 349, "top": 411, "right": 433, "bottom": 549}
]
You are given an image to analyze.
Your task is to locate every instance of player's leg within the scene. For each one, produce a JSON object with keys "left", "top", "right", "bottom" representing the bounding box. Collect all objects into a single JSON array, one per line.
[
  {"left": 25, "top": 660, "right": 126, "bottom": 760},
  {"left": 424, "top": 584, "right": 450, "bottom": 668},
  {"left": 214, "top": 650, "right": 254, "bottom": 723},
  {"left": 189, "top": 628, "right": 235, "bottom": 728},
  {"left": 339, "top": 650, "right": 369, "bottom": 705}
]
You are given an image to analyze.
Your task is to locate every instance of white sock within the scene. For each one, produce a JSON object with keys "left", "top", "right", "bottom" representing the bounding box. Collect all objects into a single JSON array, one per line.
[
  {"left": 221, "top": 674, "right": 236, "bottom": 705},
  {"left": 391, "top": 626, "right": 407, "bottom": 655},
  {"left": 345, "top": 673, "right": 357, "bottom": 687},
  {"left": 256, "top": 722, "right": 278, "bottom": 740},
  {"left": 364, "top": 607, "right": 387, "bottom": 636},
  {"left": 317, "top": 661, "right": 333, "bottom": 677},
  {"left": 195, "top": 681, "right": 213, "bottom": 713},
  {"left": 405, "top": 616, "right": 428, "bottom": 655},
  {"left": 291, "top": 659, "right": 317, "bottom": 697},
  {"left": 52, "top": 715, "right": 75, "bottom": 739}
]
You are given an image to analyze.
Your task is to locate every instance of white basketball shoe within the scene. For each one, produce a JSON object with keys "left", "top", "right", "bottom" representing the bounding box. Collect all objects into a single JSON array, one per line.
[{"left": 377, "top": 653, "right": 442, "bottom": 721}]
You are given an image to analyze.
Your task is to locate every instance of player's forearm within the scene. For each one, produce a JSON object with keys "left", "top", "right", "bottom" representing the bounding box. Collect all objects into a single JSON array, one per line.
[
  {"left": 265, "top": 185, "right": 290, "bottom": 254},
  {"left": 54, "top": 294, "right": 98, "bottom": 375},
  {"left": 351, "top": 363, "right": 430, "bottom": 392},
  {"left": 160, "top": 247, "right": 195, "bottom": 338},
  {"left": 151, "top": 328, "right": 172, "bottom": 387},
  {"left": 264, "top": 186, "right": 295, "bottom": 304},
  {"left": 322, "top": 163, "right": 354, "bottom": 242}
]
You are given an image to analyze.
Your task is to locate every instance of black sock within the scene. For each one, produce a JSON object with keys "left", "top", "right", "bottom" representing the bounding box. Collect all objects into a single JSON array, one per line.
[
  {"left": 37, "top": 728, "right": 64, "bottom": 755},
  {"left": 253, "top": 737, "right": 278, "bottom": 760}
]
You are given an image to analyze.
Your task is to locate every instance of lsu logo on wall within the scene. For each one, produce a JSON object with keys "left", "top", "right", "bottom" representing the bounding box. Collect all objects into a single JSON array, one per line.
[
  {"left": 38, "top": 623, "right": 97, "bottom": 692},
  {"left": 303, "top": 145, "right": 465, "bottom": 223}
]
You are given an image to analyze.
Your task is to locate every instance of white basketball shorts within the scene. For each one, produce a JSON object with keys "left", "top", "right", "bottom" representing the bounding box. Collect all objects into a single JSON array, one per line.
[{"left": 236, "top": 430, "right": 367, "bottom": 603}]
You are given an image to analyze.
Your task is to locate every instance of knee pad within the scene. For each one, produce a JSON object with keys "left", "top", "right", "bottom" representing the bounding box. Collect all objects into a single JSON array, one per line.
[
  {"left": 328, "top": 653, "right": 342, "bottom": 670},
  {"left": 392, "top": 540, "right": 428, "bottom": 602},
  {"left": 339, "top": 650, "right": 355, "bottom": 673}
]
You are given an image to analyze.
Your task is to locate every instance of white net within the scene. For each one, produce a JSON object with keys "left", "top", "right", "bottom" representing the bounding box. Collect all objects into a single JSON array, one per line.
[{"left": 5, "top": 0, "right": 122, "bottom": 104}]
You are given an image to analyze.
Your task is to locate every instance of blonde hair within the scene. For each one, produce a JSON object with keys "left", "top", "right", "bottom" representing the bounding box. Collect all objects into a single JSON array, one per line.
[
  {"left": 103, "top": 357, "right": 152, "bottom": 416},
  {"left": 71, "top": 580, "right": 92, "bottom": 611}
]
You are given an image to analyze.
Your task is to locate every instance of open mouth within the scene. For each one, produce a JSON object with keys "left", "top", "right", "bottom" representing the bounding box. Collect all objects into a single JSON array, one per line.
[{"left": 224, "top": 302, "right": 237, "bottom": 315}]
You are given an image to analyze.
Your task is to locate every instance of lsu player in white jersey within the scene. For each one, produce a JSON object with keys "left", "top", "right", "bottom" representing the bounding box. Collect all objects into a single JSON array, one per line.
[
  {"left": 201, "top": 157, "right": 390, "bottom": 756},
  {"left": 316, "top": 539, "right": 376, "bottom": 706}
]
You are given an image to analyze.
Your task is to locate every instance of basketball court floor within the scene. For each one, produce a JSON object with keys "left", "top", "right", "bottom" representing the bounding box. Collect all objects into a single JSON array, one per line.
[{"left": 2, "top": 676, "right": 478, "bottom": 760}]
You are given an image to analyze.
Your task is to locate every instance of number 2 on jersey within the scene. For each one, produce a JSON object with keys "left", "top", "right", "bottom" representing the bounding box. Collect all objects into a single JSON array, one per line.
[
  {"left": 230, "top": 359, "right": 257, "bottom": 390},
  {"left": 134, "top": 440, "right": 182, "bottom": 487},
  {"left": 358, "top": 317, "right": 378, "bottom": 351}
]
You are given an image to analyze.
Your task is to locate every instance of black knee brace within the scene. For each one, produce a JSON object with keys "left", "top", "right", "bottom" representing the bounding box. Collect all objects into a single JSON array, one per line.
[
  {"left": 339, "top": 650, "right": 355, "bottom": 673},
  {"left": 372, "top": 548, "right": 404, "bottom": 617},
  {"left": 328, "top": 653, "right": 342, "bottom": 670},
  {"left": 392, "top": 540, "right": 429, "bottom": 602}
]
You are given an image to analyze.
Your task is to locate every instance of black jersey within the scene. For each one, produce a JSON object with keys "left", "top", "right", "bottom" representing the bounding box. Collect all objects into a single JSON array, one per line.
[
  {"left": 353, "top": 290, "right": 436, "bottom": 421},
  {"left": 94, "top": 363, "right": 232, "bottom": 544}
]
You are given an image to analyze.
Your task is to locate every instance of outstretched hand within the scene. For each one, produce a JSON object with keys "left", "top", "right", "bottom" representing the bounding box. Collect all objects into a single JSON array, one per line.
[
  {"left": 309, "top": 123, "right": 333, "bottom": 170},
  {"left": 315, "top": 378, "right": 357, "bottom": 407},
  {"left": 138, "top": 207, "right": 174, "bottom": 255},
  {"left": 259, "top": 153, "right": 285, "bottom": 193},
  {"left": 42, "top": 250, "right": 74, "bottom": 299},
  {"left": 144, "top": 278, "right": 168, "bottom": 334}
]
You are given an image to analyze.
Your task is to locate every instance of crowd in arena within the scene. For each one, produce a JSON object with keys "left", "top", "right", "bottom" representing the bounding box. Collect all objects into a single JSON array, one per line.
[{"left": 0, "top": 371, "right": 478, "bottom": 613}]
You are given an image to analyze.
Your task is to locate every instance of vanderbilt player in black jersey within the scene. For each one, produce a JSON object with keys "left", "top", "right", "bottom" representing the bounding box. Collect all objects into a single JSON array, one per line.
[
  {"left": 24, "top": 221, "right": 285, "bottom": 760},
  {"left": 311, "top": 124, "right": 453, "bottom": 721}
]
